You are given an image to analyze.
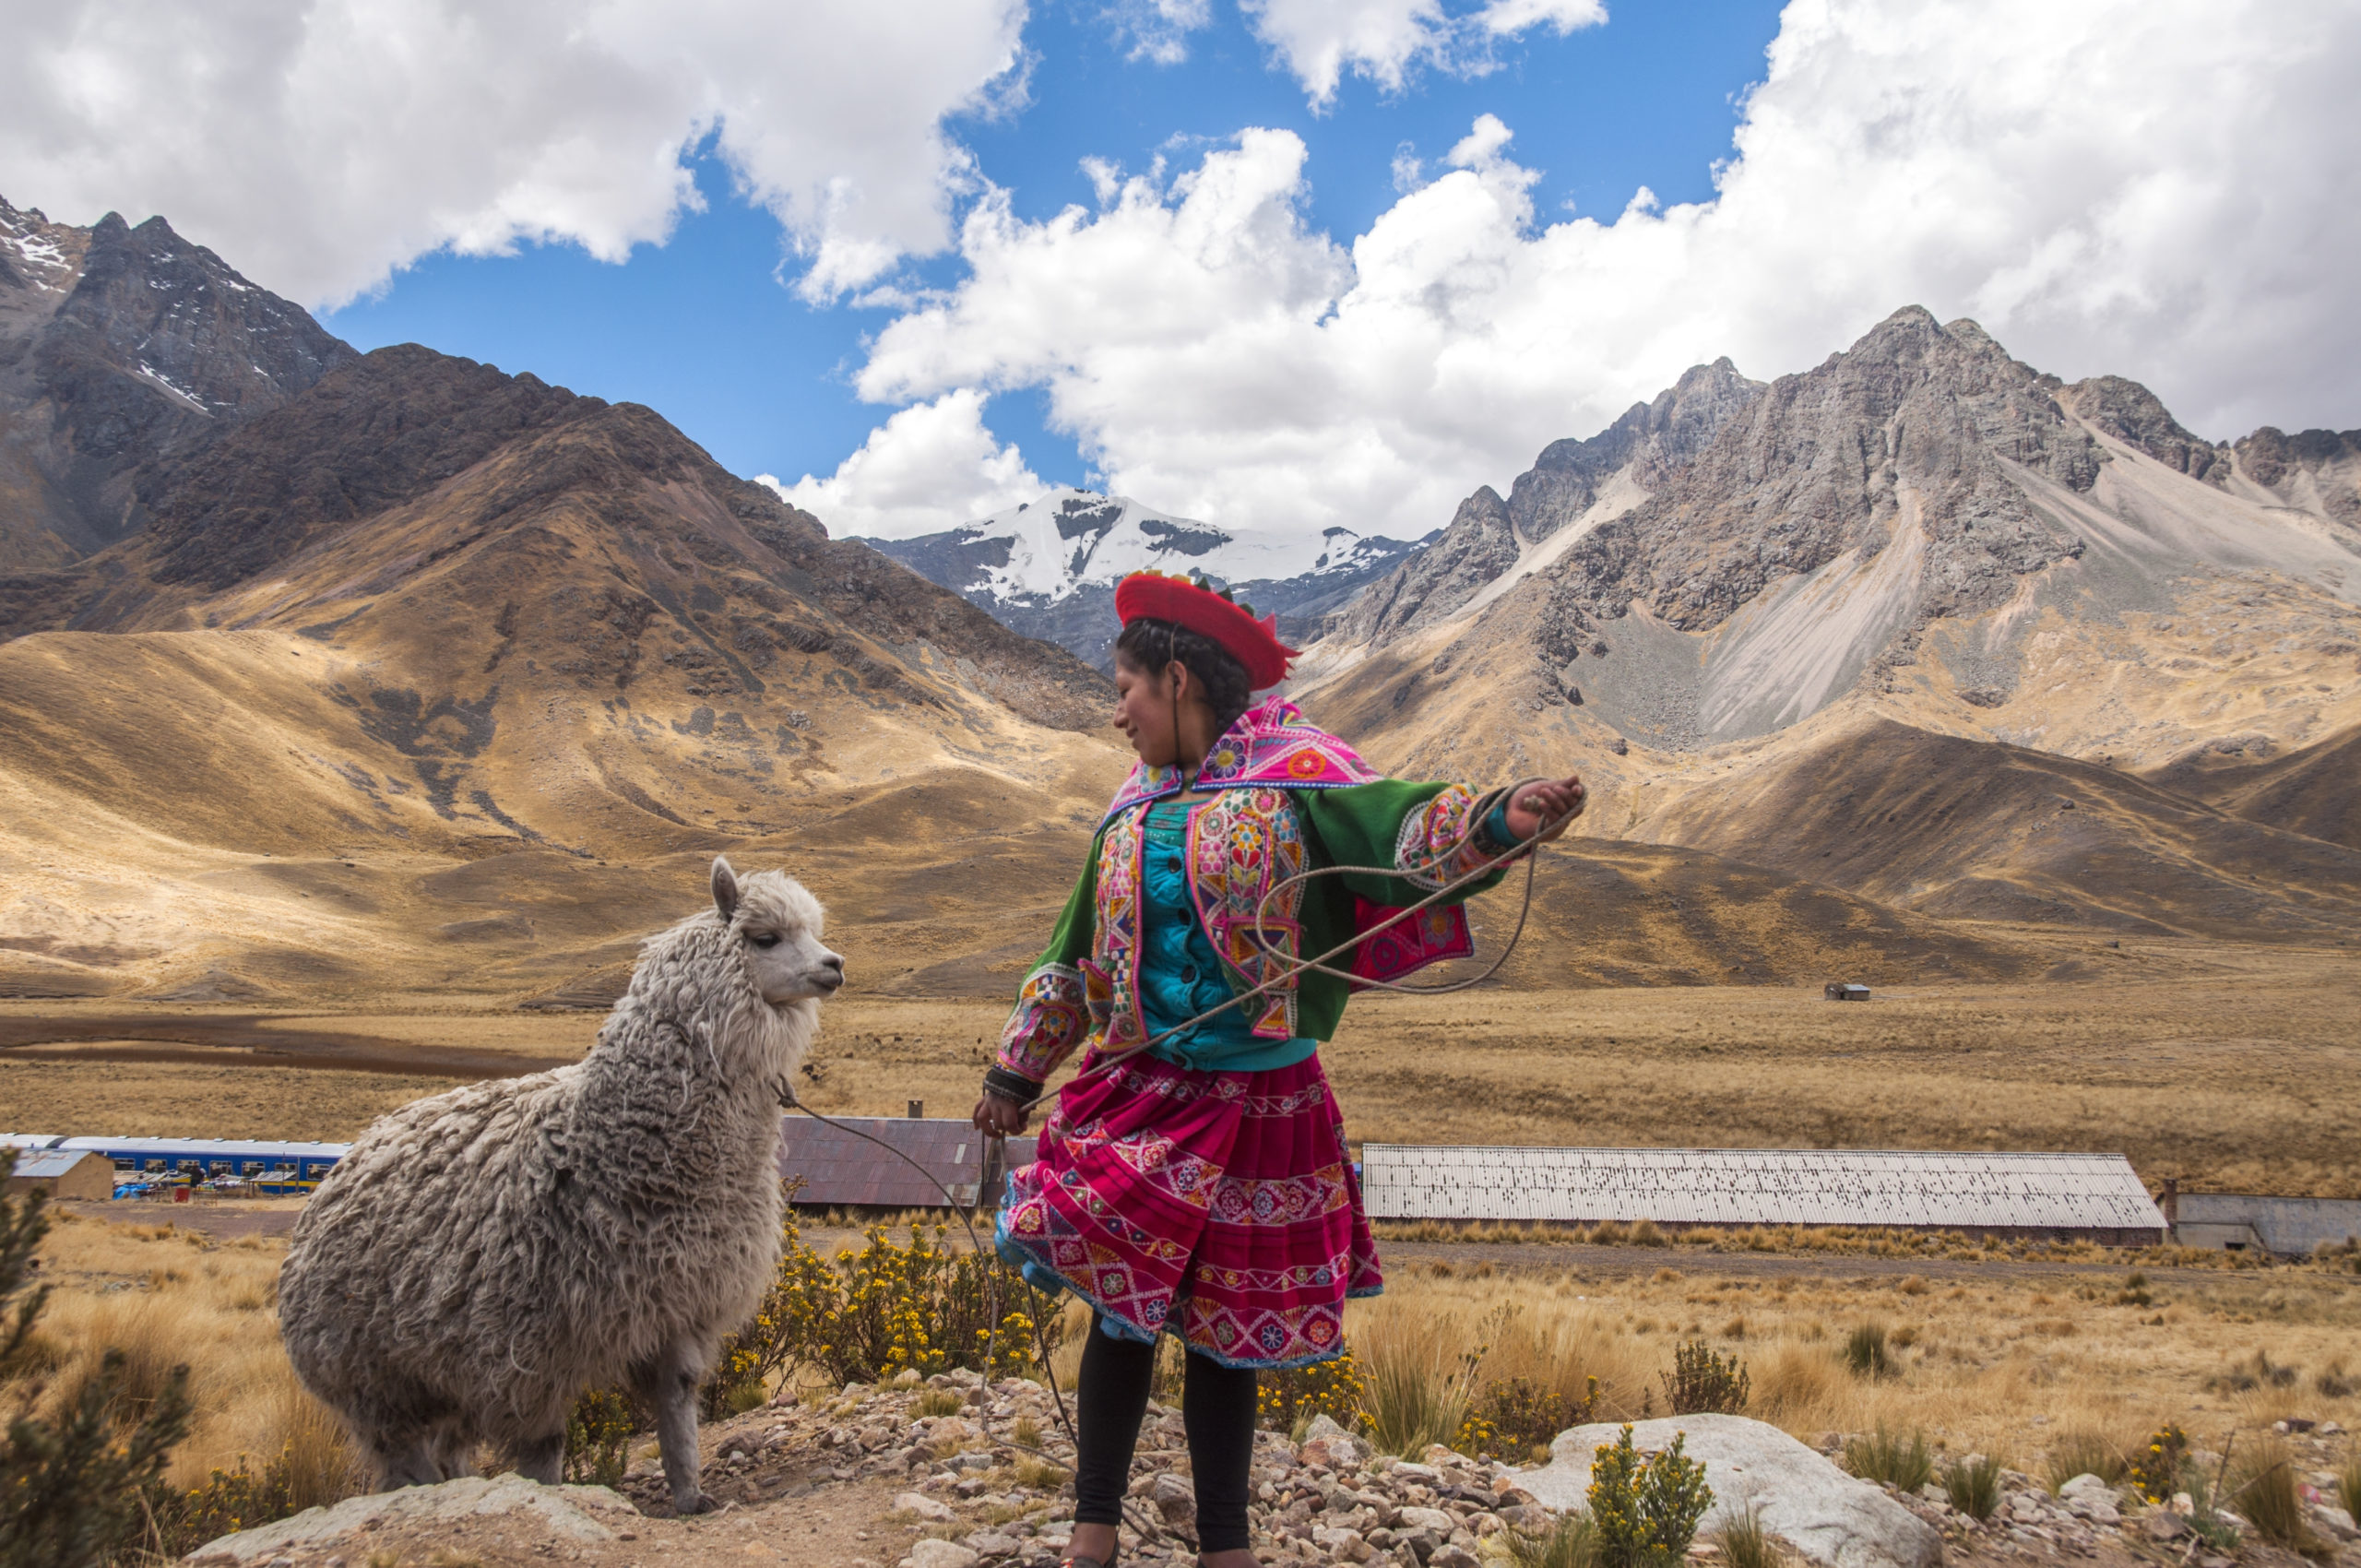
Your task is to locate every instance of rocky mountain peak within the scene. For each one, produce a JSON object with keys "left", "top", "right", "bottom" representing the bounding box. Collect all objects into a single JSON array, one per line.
[
  {"left": 864, "top": 488, "right": 1430, "bottom": 669},
  {"left": 0, "top": 195, "right": 356, "bottom": 566},
  {"left": 1309, "top": 305, "right": 2361, "bottom": 756}
]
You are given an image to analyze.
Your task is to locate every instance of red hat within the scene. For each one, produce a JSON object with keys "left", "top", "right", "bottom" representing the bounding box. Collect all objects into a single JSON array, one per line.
[{"left": 1114, "top": 570, "right": 1298, "bottom": 690}]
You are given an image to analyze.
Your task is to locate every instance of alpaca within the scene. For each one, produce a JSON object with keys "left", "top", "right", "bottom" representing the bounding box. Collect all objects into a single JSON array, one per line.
[{"left": 278, "top": 857, "right": 839, "bottom": 1513}]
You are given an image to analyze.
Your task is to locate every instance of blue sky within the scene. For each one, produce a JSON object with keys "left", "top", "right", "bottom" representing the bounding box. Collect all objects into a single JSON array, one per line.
[{"left": 322, "top": 0, "right": 1786, "bottom": 500}]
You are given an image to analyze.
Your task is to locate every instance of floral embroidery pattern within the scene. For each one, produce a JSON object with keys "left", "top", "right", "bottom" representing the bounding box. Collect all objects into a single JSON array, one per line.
[
  {"left": 993, "top": 962, "right": 1087, "bottom": 1082},
  {"left": 1393, "top": 781, "right": 1490, "bottom": 891},
  {"left": 1091, "top": 809, "right": 1150, "bottom": 1051},
  {"left": 994, "top": 1051, "right": 1382, "bottom": 1369},
  {"left": 1104, "top": 695, "right": 1381, "bottom": 821},
  {"left": 1186, "top": 787, "right": 1306, "bottom": 1039}
]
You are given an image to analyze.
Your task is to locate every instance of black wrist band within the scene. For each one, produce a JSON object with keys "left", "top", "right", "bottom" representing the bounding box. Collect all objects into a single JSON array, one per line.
[{"left": 982, "top": 1066, "right": 1043, "bottom": 1104}]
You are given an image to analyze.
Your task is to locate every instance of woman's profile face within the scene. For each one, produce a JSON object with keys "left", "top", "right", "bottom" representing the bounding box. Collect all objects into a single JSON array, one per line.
[{"left": 1112, "top": 654, "right": 1184, "bottom": 765}]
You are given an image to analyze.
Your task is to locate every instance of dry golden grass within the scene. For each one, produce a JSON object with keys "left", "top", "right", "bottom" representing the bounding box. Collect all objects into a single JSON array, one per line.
[
  {"left": 1352, "top": 1253, "right": 2361, "bottom": 1468},
  {"left": 789, "top": 956, "right": 2361, "bottom": 1197},
  {"left": 17, "top": 1208, "right": 362, "bottom": 1497},
  {"left": 16, "top": 1204, "right": 2356, "bottom": 1541},
  {"left": 0, "top": 1057, "right": 465, "bottom": 1141},
  {"left": 11, "top": 947, "right": 2356, "bottom": 1199}
]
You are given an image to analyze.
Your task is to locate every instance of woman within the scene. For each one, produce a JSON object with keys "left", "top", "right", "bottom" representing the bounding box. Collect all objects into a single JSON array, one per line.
[{"left": 972, "top": 570, "right": 1584, "bottom": 1568}]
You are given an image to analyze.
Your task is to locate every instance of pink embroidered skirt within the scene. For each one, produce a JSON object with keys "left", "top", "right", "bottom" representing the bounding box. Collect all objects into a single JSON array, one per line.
[{"left": 994, "top": 1049, "right": 1382, "bottom": 1369}]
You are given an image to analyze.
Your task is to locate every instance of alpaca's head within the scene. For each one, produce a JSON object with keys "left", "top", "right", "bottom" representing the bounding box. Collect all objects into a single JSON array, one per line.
[{"left": 710, "top": 857, "right": 842, "bottom": 1005}]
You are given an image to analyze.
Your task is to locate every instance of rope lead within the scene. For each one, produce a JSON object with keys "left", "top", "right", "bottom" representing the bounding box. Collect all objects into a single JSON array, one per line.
[{"left": 772, "top": 783, "right": 1571, "bottom": 1531}]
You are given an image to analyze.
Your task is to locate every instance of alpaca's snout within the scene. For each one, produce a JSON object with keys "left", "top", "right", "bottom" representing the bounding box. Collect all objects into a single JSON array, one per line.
[{"left": 810, "top": 953, "right": 845, "bottom": 993}]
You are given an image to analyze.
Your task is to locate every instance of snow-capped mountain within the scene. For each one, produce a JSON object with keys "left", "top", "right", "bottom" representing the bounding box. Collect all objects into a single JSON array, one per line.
[{"left": 862, "top": 489, "right": 1432, "bottom": 670}]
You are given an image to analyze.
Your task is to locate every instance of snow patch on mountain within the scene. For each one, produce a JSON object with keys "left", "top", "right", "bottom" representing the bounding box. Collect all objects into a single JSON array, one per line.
[{"left": 860, "top": 488, "right": 1431, "bottom": 669}]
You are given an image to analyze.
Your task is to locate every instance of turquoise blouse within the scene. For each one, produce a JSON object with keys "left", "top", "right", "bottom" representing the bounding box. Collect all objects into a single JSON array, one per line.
[{"left": 1138, "top": 799, "right": 1319, "bottom": 1074}]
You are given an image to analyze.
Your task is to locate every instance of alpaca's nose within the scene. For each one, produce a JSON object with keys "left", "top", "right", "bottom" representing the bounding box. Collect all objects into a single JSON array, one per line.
[{"left": 814, "top": 953, "right": 845, "bottom": 991}]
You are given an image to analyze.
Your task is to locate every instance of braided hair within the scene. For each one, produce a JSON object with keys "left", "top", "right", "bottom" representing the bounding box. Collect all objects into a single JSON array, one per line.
[{"left": 1113, "top": 616, "right": 1255, "bottom": 739}]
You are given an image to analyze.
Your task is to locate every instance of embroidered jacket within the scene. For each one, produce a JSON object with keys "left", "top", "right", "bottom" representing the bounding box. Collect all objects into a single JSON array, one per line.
[{"left": 994, "top": 696, "right": 1519, "bottom": 1085}]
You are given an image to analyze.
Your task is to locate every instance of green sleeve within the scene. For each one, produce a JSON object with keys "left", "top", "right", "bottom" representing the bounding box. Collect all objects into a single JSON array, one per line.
[
  {"left": 992, "top": 828, "right": 1104, "bottom": 1082},
  {"left": 1033, "top": 845, "right": 1099, "bottom": 969},
  {"left": 1297, "top": 779, "right": 1513, "bottom": 909}
]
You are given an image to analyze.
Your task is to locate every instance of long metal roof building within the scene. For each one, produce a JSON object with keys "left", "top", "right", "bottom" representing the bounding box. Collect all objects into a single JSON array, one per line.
[
  {"left": 777, "top": 1117, "right": 1038, "bottom": 1210},
  {"left": 1358, "top": 1145, "right": 2167, "bottom": 1241}
]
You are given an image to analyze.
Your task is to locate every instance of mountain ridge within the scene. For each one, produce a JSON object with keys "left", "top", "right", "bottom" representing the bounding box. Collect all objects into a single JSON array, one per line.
[{"left": 860, "top": 487, "right": 1432, "bottom": 669}]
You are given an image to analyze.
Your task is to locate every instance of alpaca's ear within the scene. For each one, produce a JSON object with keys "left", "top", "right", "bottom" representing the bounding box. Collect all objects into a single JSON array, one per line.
[{"left": 711, "top": 856, "right": 739, "bottom": 921}]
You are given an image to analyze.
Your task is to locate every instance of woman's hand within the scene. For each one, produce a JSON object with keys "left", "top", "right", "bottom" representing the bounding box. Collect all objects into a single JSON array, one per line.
[
  {"left": 972, "top": 1092, "right": 1030, "bottom": 1135},
  {"left": 1504, "top": 773, "right": 1586, "bottom": 843}
]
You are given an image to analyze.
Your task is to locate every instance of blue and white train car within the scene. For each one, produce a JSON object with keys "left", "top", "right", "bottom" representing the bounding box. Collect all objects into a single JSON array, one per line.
[
  {"left": 58, "top": 1137, "right": 350, "bottom": 1185},
  {"left": 0, "top": 1134, "right": 66, "bottom": 1151}
]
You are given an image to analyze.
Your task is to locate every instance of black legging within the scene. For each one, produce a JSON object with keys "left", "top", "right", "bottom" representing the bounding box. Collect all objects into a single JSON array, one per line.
[{"left": 1072, "top": 1314, "right": 1259, "bottom": 1552}]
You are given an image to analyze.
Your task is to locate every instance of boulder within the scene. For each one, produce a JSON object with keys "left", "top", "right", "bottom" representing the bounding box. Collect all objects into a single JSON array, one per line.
[
  {"left": 182, "top": 1476, "right": 639, "bottom": 1564},
  {"left": 895, "top": 1491, "right": 957, "bottom": 1522},
  {"left": 1300, "top": 1412, "right": 1374, "bottom": 1470},
  {"left": 905, "top": 1542, "right": 981, "bottom": 1568},
  {"left": 1516, "top": 1416, "right": 1943, "bottom": 1568},
  {"left": 1148, "top": 1471, "right": 1197, "bottom": 1526}
]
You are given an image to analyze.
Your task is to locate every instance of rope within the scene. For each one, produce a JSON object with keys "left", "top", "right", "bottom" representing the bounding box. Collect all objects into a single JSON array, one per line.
[
  {"left": 1012, "top": 778, "right": 1560, "bottom": 1113},
  {"left": 771, "top": 781, "right": 1571, "bottom": 1545}
]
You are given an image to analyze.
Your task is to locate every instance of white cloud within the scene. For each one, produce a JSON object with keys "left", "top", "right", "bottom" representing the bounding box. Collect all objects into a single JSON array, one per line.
[
  {"left": 842, "top": 0, "right": 2361, "bottom": 546},
  {"left": 0, "top": 0, "right": 1027, "bottom": 306},
  {"left": 1107, "top": 0, "right": 1216, "bottom": 65},
  {"left": 1244, "top": 0, "right": 1606, "bottom": 106},
  {"left": 765, "top": 388, "right": 1046, "bottom": 539}
]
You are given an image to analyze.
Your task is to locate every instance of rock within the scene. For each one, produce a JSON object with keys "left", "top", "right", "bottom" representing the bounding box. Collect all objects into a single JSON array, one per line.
[
  {"left": 1300, "top": 1423, "right": 1374, "bottom": 1470},
  {"left": 2057, "top": 1474, "right": 2112, "bottom": 1501},
  {"left": 1518, "top": 1416, "right": 1943, "bottom": 1568},
  {"left": 1430, "top": 1547, "right": 1484, "bottom": 1568},
  {"left": 906, "top": 1542, "right": 982, "bottom": 1568},
  {"left": 1396, "top": 1506, "right": 1458, "bottom": 1534},
  {"left": 2142, "top": 1513, "right": 2191, "bottom": 1542},
  {"left": 896, "top": 1491, "right": 958, "bottom": 1522},
  {"left": 182, "top": 1476, "right": 640, "bottom": 1564},
  {"left": 2273, "top": 1418, "right": 2316, "bottom": 1434},
  {"left": 2314, "top": 1505, "right": 2359, "bottom": 1541},
  {"left": 1149, "top": 1472, "right": 1196, "bottom": 1526},
  {"left": 964, "top": 1531, "right": 1024, "bottom": 1557}
]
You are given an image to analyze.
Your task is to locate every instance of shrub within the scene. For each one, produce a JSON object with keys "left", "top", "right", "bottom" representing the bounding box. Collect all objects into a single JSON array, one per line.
[
  {"left": 144, "top": 1439, "right": 359, "bottom": 1558},
  {"left": 2336, "top": 1455, "right": 2360, "bottom": 1524},
  {"left": 564, "top": 1388, "right": 641, "bottom": 1488},
  {"left": 1716, "top": 1504, "right": 1785, "bottom": 1568},
  {"left": 1461, "top": 1374, "right": 1600, "bottom": 1462},
  {"left": 1844, "top": 1425, "right": 1933, "bottom": 1491},
  {"left": 709, "top": 1201, "right": 1070, "bottom": 1401},
  {"left": 2207, "top": 1349, "right": 2298, "bottom": 1393},
  {"left": 1357, "top": 1310, "right": 1491, "bottom": 1455},
  {"left": 1505, "top": 1512, "right": 1598, "bottom": 1568},
  {"left": 0, "top": 1154, "right": 195, "bottom": 1568},
  {"left": 2228, "top": 1439, "right": 2315, "bottom": 1551},
  {"left": 918, "top": 1388, "right": 967, "bottom": 1418},
  {"left": 2043, "top": 1431, "right": 2127, "bottom": 1491},
  {"left": 1588, "top": 1424, "right": 1714, "bottom": 1568},
  {"left": 1256, "top": 1349, "right": 1367, "bottom": 1436},
  {"left": 1662, "top": 1341, "right": 1749, "bottom": 1416},
  {"left": 1941, "top": 1454, "right": 2004, "bottom": 1521},
  {"left": 2180, "top": 1462, "right": 2245, "bottom": 1554},
  {"left": 2127, "top": 1424, "right": 2188, "bottom": 1506},
  {"left": 1843, "top": 1324, "right": 1892, "bottom": 1380},
  {"left": 1627, "top": 1220, "right": 1666, "bottom": 1248}
]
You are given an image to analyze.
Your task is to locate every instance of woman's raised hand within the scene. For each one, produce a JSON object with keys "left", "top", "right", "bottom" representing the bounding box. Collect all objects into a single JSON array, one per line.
[{"left": 1504, "top": 773, "right": 1586, "bottom": 843}]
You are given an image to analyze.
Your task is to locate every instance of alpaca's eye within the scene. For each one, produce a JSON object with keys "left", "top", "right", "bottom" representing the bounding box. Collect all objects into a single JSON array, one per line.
[{"left": 749, "top": 932, "right": 782, "bottom": 950}]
